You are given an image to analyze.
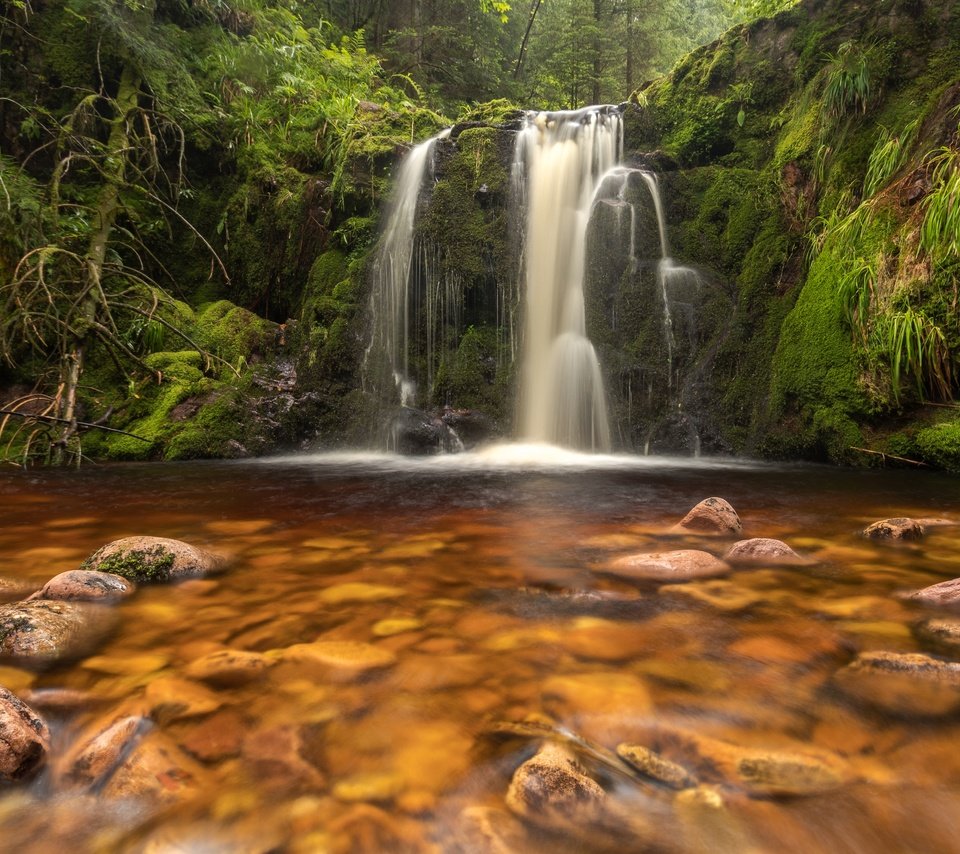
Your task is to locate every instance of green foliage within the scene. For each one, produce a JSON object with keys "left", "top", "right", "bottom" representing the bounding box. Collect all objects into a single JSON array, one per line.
[
  {"left": 822, "top": 41, "right": 873, "bottom": 119},
  {"left": 863, "top": 119, "right": 918, "bottom": 197},
  {"left": 870, "top": 307, "right": 953, "bottom": 403},
  {"left": 921, "top": 133, "right": 960, "bottom": 262}
]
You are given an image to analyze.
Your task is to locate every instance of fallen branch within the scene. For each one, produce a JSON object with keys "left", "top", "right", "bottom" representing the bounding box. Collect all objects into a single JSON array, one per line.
[
  {"left": 850, "top": 446, "right": 930, "bottom": 467},
  {"left": 0, "top": 408, "right": 151, "bottom": 442}
]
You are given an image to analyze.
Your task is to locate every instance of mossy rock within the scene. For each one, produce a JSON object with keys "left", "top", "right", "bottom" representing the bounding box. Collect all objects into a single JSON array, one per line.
[
  {"left": 195, "top": 301, "right": 274, "bottom": 370},
  {"left": 915, "top": 420, "right": 960, "bottom": 472},
  {"left": 82, "top": 537, "right": 225, "bottom": 583}
]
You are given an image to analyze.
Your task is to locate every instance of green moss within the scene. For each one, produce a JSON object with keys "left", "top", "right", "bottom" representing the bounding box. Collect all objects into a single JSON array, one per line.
[
  {"left": 915, "top": 420, "right": 960, "bottom": 473},
  {"left": 195, "top": 301, "right": 274, "bottom": 371},
  {"left": 456, "top": 99, "right": 522, "bottom": 126},
  {"left": 86, "top": 546, "right": 176, "bottom": 583}
]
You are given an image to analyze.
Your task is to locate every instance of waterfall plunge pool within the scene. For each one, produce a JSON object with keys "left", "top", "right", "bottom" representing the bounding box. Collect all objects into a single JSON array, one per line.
[{"left": 1, "top": 455, "right": 959, "bottom": 851}]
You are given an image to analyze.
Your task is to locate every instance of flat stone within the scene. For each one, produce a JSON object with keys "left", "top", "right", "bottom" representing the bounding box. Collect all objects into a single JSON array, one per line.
[
  {"left": 0, "top": 600, "right": 115, "bottom": 665},
  {"left": 242, "top": 724, "right": 325, "bottom": 790},
  {"left": 653, "top": 728, "right": 853, "bottom": 797},
  {"left": 101, "top": 731, "right": 208, "bottom": 806},
  {"left": 724, "top": 538, "right": 811, "bottom": 566},
  {"left": 30, "top": 570, "right": 135, "bottom": 603},
  {"left": 904, "top": 577, "right": 960, "bottom": 608},
  {"left": 862, "top": 518, "right": 925, "bottom": 541},
  {"left": 318, "top": 583, "right": 405, "bottom": 605},
  {"left": 82, "top": 536, "right": 225, "bottom": 583},
  {"left": 333, "top": 772, "right": 405, "bottom": 802},
  {"left": 606, "top": 550, "right": 729, "bottom": 583},
  {"left": 0, "top": 687, "right": 49, "bottom": 783},
  {"left": 183, "top": 649, "right": 272, "bottom": 686},
  {"left": 59, "top": 714, "right": 151, "bottom": 789},
  {"left": 674, "top": 497, "right": 743, "bottom": 535},
  {"left": 660, "top": 579, "right": 765, "bottom": 611},
  {"left": 616, "top": 742, "right": 697, "bottom": 789},
  {"left": 834, "top": 651, "right": 960, "bottom": 716},
  {"left": 269, "top": 641, "right": 397, "bottom": 673},
  {"left": 371, "top": 618, "right": 423, "bottom": 637},
  {"left": 179, "top": 709, "right": 245, "bottom": 762},
  {"left": 22, "top": 688, "right": 103, "bottom": 713},
  {"left": 915, "top": 617, "right": 960, "bottom": 652},
  {"left": 144, "top": 676, "right": 223, "bottom": 723}
]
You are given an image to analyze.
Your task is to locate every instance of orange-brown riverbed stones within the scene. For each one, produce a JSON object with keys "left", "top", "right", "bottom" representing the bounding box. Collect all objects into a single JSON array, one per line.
[
  {"left": 724, "top": 538, "right": 811, "bottom": 566},
  {"left": 862, "top": 518, "right": 925, "bottom": 541},
  {"left": 30, "top": 570, "right": 135, "bottom": 603},
  {"left": 607, "top": 550, "right": 729, "bottom": 583},
  {"left": 674, "top": 498, "right": 743, "bottom": 535},
  {"left": 0, "top": 687, "right": 49, "bottom": 783}
]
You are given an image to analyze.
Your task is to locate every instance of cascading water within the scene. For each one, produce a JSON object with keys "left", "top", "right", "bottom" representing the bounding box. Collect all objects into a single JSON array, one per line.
[
  {"left": 512, "top": 107, "right": 622, "bottom": 451},
  {"left": 365, "top": 128, "right": 451, "bottom": 409}
]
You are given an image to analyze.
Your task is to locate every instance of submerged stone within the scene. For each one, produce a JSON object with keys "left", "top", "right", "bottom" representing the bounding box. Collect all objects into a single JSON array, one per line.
[
  {"left": 834, "top": 651, "right": 960, "bottom": 716},
  {"left": 674, "top": 497, "right": 743, "bottom": 535},
  {"left": 724, "top": 538, "right": 811, "bottom": 566},
  {"left": 616, "top": 742, "right": 697, "bottom": 789},
  {"left": 82, "top": 536, "right": 225, "bottom": 583},
  {"left": 269, "top": 640, "right": 397, "bottom": 673},
  {"left": 915, "top": 617, "right": 960, "bottom": 653},
  {"left": 0, "top": 687, "right": 49, "bottom": 783},
  {"left": 184, "top": 649, "right": 272, "bottom": 686},
  {"left": 607, "top": 549, "right": 729, "bottom": 583},
  {"left": 59, "top": 714, "right": 151, "bottom": 789},
  {"left": 31, "top": 570, "right": 135, "bottom": 603}
]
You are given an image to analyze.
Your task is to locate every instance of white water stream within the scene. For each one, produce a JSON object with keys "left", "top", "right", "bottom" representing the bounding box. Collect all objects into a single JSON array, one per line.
[{"left": 513, "top": 107, "right": 621, "bottom": 451}]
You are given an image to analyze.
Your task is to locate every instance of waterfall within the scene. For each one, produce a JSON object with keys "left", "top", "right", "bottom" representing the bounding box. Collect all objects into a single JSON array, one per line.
[
  {"left": 513, "top": 107, "right": 622, "bottom": 451},
  {"left": 366, "top": 128, "right": 451, "bottom": 408},
  {"left": 637, "top": 170, "right": 703, "bottom": 452}
]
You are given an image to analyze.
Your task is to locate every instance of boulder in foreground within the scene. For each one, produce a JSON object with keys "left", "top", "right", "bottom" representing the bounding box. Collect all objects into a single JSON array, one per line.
[
  {"left": 724, "top": 538, "right": 811, "bottom": 566},
  {"left": 31, "top": 570, "right": 135, "bottom": 603},
  {"left": 0, "top": 600, "right": 115, "bottom": 665},
  {"left": 0, "top": 687, "right": 49, "bottom": 783}
]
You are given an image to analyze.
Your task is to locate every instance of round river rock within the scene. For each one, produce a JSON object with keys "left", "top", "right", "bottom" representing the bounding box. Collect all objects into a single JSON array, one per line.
[
  {"left": 82, "top": 536, "right": 224, "bottom": 583},
  {"left": 862, "top": 518, "right": 925, "bottom": 541},
  {"left": 607, "top": 550, "right": 729, "bottom": 583},
  {"left": 30, "top": 570, "right": 135, "bottom": 603},
  {"left": 674, "top": 498, "right": 743, "bottom": 536},
  {"left": 0, "top": 687, "right": 49, "bottom": 783},
  {"left": 0, "top": 600, "right": 115, "bottom": 665},
  {"left": 724, "top": 538, "right": 810, "bottom": 566}
]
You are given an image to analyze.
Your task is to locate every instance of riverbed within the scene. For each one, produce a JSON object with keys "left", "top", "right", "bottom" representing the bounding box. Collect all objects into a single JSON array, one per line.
[{"left": 1, "top": 448, "right": 959, "bottom": 852}]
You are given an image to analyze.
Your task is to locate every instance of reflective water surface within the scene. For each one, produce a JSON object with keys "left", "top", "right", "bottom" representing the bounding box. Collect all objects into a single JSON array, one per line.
[{"left": 1, "top": 449, "right": 959, "bottom": 852}]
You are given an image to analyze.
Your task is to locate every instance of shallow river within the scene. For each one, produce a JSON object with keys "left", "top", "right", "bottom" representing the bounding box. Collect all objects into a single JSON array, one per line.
[{"left": 1, "top": 446, "right": 960, "bottom": 852}]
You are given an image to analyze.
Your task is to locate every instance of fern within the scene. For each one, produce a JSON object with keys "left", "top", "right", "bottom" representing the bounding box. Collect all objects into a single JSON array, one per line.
[{"left": 863, "top": 118, "right": 919, "bottom": 197}]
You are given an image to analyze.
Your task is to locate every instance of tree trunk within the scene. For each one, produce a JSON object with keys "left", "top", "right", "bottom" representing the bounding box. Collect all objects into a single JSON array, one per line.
[
  {"left": 592, "top": 0, "right": 603, "bottom": 105},
  {"left": 625, "top": 0, "right": 634, "bottom": 91},
  {"left": 513, "top": 0, "right": 544, "bottom": 79},
  {"left": 55, "top": 63, "right": 141, "bottom": 462}
]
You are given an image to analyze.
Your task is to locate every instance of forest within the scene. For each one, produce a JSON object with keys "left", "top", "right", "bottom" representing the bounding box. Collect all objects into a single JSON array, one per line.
[{"left": 0, "top": 0, "right": 957, "bottom": 469}]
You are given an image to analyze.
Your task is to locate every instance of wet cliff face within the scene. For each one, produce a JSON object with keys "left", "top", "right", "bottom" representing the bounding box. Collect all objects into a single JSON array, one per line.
[{"left": 304, "top": 0, "right": 960, "bottom": 465}]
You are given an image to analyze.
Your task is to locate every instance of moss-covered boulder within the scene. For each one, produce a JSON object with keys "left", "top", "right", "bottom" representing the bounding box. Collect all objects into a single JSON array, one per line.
[{"left": 82, "top": 537, "right": 225, "bottom": 583}]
